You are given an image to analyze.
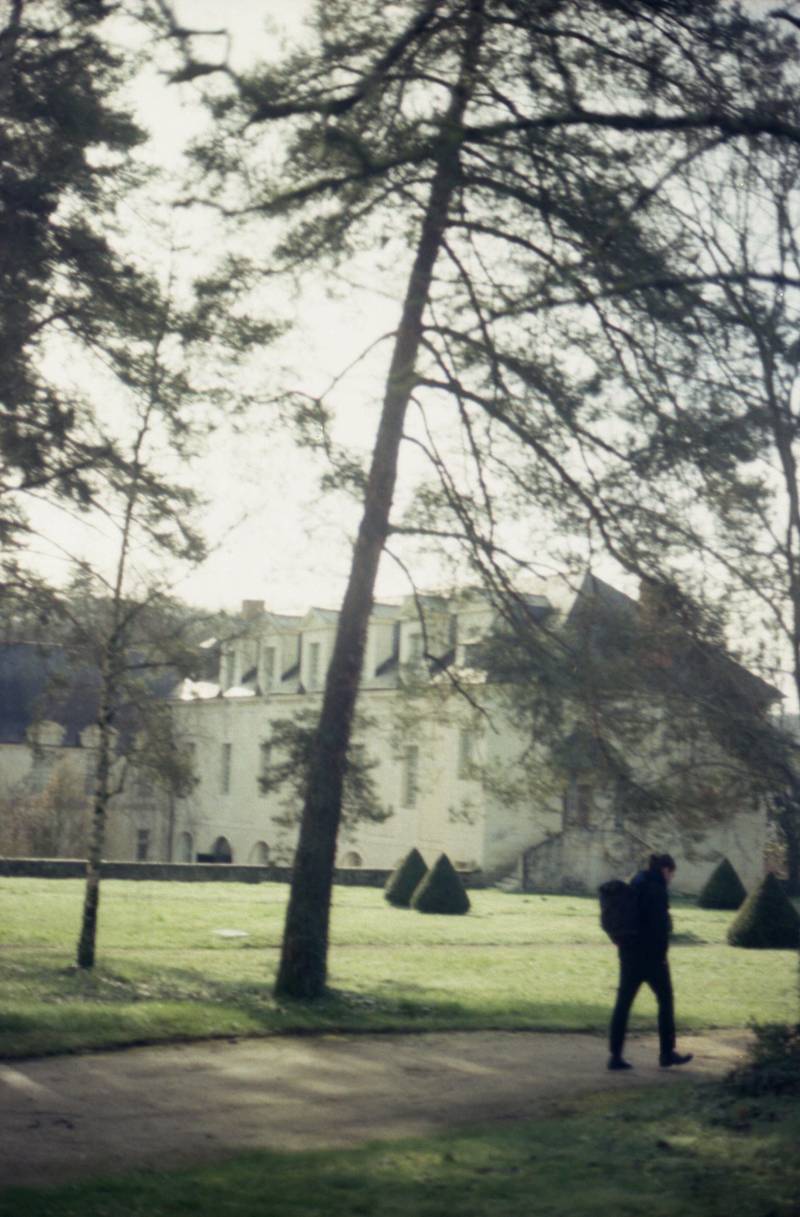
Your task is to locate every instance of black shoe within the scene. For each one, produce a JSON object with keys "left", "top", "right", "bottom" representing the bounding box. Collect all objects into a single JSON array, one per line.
[
  {"left": 608, "top": 1056, "right": 633, "bottom": 1071},
  {"left": 659, "top": 1051, "right": 693, "bottom": 1068}
]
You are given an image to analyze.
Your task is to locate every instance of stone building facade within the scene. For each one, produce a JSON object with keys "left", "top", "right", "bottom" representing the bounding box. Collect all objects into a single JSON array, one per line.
[{"left": 166, "top": 577, "right": 775, "bottom": 894}]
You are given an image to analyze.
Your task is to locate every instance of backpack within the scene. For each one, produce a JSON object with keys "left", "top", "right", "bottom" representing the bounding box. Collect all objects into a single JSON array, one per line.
[{"left": 598, "top": 879, "right": 639, "bottom": 944}]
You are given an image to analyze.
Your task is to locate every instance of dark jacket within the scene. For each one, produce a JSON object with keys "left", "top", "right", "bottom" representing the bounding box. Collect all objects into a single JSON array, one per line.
[{"left": 629, "top": 867, "right": 672, "bottom": 960}]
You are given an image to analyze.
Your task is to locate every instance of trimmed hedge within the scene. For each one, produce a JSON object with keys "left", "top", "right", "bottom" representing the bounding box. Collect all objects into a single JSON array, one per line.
[
  {"left": 727, "top": 872, "right": 800, "bottom": 949},
  {"left": 411, "top": 852, "right": 470, "bottom": 915},
  {"left": 384, "top": 847, "right": 428, "bottom": 907},
  {"left": 698, "top": 857, "right": 747, "bottom": 910}
]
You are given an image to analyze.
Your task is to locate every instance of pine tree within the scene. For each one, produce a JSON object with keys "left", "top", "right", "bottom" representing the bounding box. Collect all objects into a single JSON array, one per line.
[
  {"left": 0, "top": 0, "right": 151, "bottom": 540},
  {"left": 159, "top": 0, "right": 800, "bottom": 997}
]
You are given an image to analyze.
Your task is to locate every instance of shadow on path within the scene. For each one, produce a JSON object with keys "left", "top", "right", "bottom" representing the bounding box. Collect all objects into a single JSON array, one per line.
[{"left": 0, "top": 1029, "right": 749, "bottom": 1189}]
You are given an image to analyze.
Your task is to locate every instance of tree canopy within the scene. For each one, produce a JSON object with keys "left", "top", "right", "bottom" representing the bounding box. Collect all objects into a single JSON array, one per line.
[
  {"left": 142, "top": 0, "right": 800, "bottom": 995},
  {"left": 0, "top": 0, "right": 153, "bottom": 538}
]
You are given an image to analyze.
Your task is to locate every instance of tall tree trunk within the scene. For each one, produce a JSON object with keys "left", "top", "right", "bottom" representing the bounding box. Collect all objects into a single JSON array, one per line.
[{"left": 275, "top": 1, "right": 485, "bottom": 1000}]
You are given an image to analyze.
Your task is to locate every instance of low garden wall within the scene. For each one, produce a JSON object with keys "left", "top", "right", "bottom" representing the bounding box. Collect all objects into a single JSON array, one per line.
[
  {"left": 0, "top": 857, "right": 486, "bottom": 887},
  {"left": 0, "top": 857, "right": 386, "bottom": 885}
]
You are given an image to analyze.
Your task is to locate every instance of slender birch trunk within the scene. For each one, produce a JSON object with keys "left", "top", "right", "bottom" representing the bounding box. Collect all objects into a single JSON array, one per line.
[
  {"left": 76, "top": 656, "right": 116, "bottom": 968},
  {"left": 74, "top": 326, "right": 166, "bottom": 968}
]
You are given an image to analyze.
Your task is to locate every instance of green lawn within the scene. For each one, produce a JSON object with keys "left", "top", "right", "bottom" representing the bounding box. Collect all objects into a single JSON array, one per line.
[
  {"left": 0, "top": 879, "right": 796, "bottom": 1057},
  {"left": 2, "top": 1083, "right": 799, "bottom": 1217}
]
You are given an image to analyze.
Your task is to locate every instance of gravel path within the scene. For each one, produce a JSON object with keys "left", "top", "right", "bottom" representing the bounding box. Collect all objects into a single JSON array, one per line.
[{"left": 0, "top": 1029, "right": 749, "bottom": 1190}]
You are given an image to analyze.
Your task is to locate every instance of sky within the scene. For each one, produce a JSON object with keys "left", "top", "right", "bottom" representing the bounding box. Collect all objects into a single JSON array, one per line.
[
  {"left": 37, "top": 0, "right": 797, "bottom": 628},
  {"left": 40, "top": 0, "right": 598, "bottom": 617},
  {"left": 36, "top": 0, "right": 428, "bottom": 616},
  {"left": 139, "top": 0, "right": 392, "bottom": 615}
]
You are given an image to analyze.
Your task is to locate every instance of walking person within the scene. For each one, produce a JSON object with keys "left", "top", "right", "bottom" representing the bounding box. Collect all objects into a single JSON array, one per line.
[{"left": 608, "top": 853, "right": 693, "bottom": 1071}]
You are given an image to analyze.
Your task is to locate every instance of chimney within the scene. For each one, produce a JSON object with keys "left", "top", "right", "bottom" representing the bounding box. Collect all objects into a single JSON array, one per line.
[
  {"left": 638, "top": 580, "right": 671, "bottom": 624},
  {"left": 241, "top": 599, "right": 265, "bottom": 621}
]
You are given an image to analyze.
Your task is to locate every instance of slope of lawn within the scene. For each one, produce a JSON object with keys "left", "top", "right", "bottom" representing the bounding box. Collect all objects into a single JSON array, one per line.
[{"left": 0, "top": 879, "right": 796, "bottom": 1057}]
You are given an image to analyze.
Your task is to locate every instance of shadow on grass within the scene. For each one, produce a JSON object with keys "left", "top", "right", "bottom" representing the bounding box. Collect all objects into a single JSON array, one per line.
[
  {"left": 3, "top": 1088, "right": 800, "bottom": 1217},
  {"left": 670, "top": 931, "right": 708, "bottom": 945},
  {"left": 0, "top": 949, "right": 626, "bottom": 1058},
  {"left": 108, "top": 961, "right": 620, "bottom": 1035}
]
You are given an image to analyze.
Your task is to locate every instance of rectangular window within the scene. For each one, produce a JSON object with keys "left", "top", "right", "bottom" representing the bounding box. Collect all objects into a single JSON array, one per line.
[
  {"left": 259, "top": 742, "right": 272, "bottom": 795},
  {"left": 564, "top": 780, "right": 593, "bottom": 828},
  {"left": 463, "top": 641, "right": 484, "bottom": 667},
  {"left": 408, "top": 632, "right": 424, "bottom": 662},
  {"left": 31, "top": 749, "right": 55, "bottom": 792},
  {"left": 457, "top": 729, "right": 475, "bottom": 780},
  {"left": 134, "top": 768, "right": 153, "bottom": 799},
  {"left": 221, "top": 742, "right": 232, "bottom": 794},
  {"left": 309, "top": 642, "right": 321, "bottom": 688},
  {"left": 576, "top": 784, "right": 593, "bottom": 826},
  {"left": 83, "top": 756, "right": 97, "bottom": 797},
  {"left": 402, "top": 745, "right": 419, "bottom": 809},
  {"left": 180, "top": 742, "right": 197, "bottom": 797},
  {"left": 263, "top": 646, "right": 276, "bottom": 690},
  {"left": 136, "top": 829, "right": 150, "bottom": 861}
]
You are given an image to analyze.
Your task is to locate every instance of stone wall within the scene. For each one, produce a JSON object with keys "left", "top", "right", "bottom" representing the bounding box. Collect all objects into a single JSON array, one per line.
[
  {"left": 519, "top": 823, "right": 767, "bottom": 897},
  {"left": 0, "top": 857, "right": 486, "bottom": 888},
  {"left": 0, "top": 857, "right": 384, "bottom": 885}
]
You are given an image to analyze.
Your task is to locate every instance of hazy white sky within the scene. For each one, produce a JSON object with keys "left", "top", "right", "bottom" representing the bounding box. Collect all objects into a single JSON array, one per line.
[
  {"left": 146, "top": 0, "right": 390, "bottom": 614},
  {"left": 40, "top": 0, "right": 433, "bottom": 615}
]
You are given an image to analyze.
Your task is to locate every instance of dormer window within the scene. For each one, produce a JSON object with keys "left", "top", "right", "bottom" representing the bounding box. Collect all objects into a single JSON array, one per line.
[
  {"left": 262, "top": 645, "right": 276, "bottom": 690},
  {"left": 221, "top": 651, "right": 235, "bottom": 690},
  {"left": 458, "top": 729, "right": 475, "bottom": 779},
  {"left": 401, "top": 745, "right": 419, "bottom": 808},
  {"left": 309, "top": 642, "right": 321, "bottom": 689},
  {"left": 221, "top": 743, "right": 232, "bottom": 794}
]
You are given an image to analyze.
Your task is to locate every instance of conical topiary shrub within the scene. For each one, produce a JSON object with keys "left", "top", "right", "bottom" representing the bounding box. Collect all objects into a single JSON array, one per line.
[
  {"left": 727, "top": 872, "right": 800, "bottom": 949},
  {"left": 410, "top": 852, "right": 470, "bottom": 915},
  {"left": 384, "top": 847, "right": 428, "bottom": 908},
  {"left": 698, "top": 857, "right": 747, "bottom": 910}
]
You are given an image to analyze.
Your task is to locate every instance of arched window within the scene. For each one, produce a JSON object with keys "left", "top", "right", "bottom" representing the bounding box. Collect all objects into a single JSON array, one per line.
[
  {"left": 177, "top": 831, "right": 193, "bottom": 863},
  {"left": 249, "top": 840, "right": 270, "bottom": 865},
  {"left": 341, "top": 850, "right": 362, "bottom": 868},
  {"left": 212, "top": 835, "right": 233, "bottom": 863}
]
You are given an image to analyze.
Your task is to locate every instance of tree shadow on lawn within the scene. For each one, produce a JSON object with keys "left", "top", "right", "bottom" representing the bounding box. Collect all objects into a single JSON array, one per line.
[
  {"left": 146, "top": 965, "right": 621, "bottom": 1034},
  {"left": 1, "top": 956, "right": 622, "bottom": 1051}
]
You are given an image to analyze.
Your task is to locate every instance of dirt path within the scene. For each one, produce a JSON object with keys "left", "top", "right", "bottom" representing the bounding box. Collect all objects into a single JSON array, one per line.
[{"left": 0, "top": 1029, "right": 749, "bottom": 1190}]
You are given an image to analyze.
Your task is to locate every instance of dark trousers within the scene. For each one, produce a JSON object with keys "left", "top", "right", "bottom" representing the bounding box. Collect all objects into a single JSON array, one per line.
[{"left": 609, "top": 947, "right": 675, "bottom": 1059}]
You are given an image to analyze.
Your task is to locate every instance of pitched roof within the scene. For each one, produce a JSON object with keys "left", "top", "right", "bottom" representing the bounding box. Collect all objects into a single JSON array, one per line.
[
  {"left": 567, "top": 573, "right": 779, "bottom": 707},
  {"left": 0, "top": 643, "right": 177, "bottom": 747}
]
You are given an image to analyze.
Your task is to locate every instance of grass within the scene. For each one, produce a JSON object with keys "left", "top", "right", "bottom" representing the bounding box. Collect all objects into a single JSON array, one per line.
[
  {"left": 2, "top": 1082, "right": 799, "bottom": 1217},
  {"left": 0, "top": 879, "right": 796, "bottom": 1058}
]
